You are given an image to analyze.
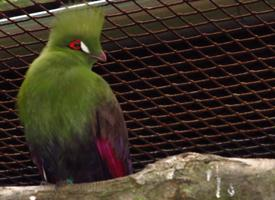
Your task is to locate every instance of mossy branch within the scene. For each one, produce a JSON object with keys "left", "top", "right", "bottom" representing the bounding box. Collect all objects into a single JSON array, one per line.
[{"left": 1, "top": 152, "right": 275, "bottom": 200}]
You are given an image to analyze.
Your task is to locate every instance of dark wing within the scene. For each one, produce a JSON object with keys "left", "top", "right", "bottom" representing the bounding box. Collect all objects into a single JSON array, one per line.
[
  {"left": 94, "top": 99, "right": 132, "bottom": 178},
  {"left": 28, "top": 99, "right": 132, "bottom": 184}
]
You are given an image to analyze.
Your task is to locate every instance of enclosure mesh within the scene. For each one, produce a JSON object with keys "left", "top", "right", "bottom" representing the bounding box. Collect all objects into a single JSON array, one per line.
[{"left": 1, "top": 0, "right": 275, "bottom": 185}]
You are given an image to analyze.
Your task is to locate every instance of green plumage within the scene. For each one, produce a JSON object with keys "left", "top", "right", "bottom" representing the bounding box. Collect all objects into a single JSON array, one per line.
[
  {"left": 18, "top": 8, "right": 110, "bottom": 146},
  {"left": 16, "top": 7, "right": 133, "bottom": 183},
  {"left": 48, "top": 8, "right": 104, "bottom": 56}
]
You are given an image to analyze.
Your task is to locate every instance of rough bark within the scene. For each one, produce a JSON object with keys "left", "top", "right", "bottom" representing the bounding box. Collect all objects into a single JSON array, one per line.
[{"left": 1, "top": 152, "right": 275, "bottom": 200}]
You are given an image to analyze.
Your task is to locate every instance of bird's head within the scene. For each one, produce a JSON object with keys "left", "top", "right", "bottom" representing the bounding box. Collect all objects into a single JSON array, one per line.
[{"left": 48, "top": 7, "right": 106, "bottom": 64}]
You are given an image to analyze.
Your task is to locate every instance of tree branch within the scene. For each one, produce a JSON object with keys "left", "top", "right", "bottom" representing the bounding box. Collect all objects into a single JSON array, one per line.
[{"left": 1, "top": 152, "right": 275, "bottom": 200}]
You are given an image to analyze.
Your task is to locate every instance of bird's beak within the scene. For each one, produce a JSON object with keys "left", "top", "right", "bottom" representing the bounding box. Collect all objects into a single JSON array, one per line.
[
  {"left": 97, "top": 51, "right": 107, "bottom": 62},
  {"left": 89, "top": 51, "right": 107, "bottom": 62}
]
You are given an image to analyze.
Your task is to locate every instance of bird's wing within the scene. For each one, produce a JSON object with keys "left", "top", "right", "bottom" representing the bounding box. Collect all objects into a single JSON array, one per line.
[
  {"left": 94, "top": 99, "right": 132, "bottom": 178},
  {"left": 27, "top": 99, "right": 132, "bottom": 183}
]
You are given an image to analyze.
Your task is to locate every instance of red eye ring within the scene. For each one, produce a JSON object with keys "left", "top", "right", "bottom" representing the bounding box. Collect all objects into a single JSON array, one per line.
[{"left": 69, "top": 39, "right": 81, "bottom": 50}]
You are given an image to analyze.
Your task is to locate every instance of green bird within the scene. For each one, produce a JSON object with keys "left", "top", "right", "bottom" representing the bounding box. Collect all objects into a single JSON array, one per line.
[{"left": 17, "top": 7, "right": 132, "bottom": 184}]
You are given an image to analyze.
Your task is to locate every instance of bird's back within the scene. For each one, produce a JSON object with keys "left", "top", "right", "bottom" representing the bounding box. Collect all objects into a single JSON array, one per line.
[{"left": 18, "top": 50, "right": 131, "bottom": 183}]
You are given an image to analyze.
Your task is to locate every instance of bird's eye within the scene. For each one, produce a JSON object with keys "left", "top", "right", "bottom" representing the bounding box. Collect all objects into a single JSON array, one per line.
[
  {"left": 69, "top": 39, "right": 90, "bottom": 54},
  {"left": 69, "top": 39, "right": 81, "bottom": 51}
]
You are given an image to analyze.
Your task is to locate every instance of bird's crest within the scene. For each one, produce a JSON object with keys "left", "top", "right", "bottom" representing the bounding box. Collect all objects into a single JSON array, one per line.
[{"left": 48, "top": 7, "right": 104, "bottom": 48}]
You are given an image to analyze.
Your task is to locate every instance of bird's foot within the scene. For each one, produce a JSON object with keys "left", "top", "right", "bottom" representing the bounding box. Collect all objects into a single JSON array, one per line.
[{"left": 55, "top": 178, "right": 74, "bottom": 188}]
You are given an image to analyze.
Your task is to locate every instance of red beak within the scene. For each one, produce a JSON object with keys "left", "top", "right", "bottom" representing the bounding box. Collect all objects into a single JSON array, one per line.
[{"left": 97, "top": 51, "right": 107, "bottom": 62}]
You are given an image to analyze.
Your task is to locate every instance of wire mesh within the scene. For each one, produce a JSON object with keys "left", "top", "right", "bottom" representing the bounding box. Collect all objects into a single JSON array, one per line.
[{"left": 1, "top": 0, "right": 275, "bottom": 186}]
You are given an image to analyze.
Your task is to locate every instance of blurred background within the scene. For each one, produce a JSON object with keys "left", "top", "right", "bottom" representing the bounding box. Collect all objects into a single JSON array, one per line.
[{"left": 1, "top": 0, "right": 275, "bottom": 186}]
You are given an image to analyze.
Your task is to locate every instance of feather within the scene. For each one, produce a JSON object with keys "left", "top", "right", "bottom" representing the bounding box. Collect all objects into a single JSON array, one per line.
[
  {"left": 96, "top": 139, "right": 126, "bottom": 177},
  {"left": 48, "top": 7, "right": 104, "bottom": 50},
  {"left": 94, "top": 101, "right": 132, "bottom": 178},
  {"left": 17, "top": 7, "right": 132, "bottom": 184}
]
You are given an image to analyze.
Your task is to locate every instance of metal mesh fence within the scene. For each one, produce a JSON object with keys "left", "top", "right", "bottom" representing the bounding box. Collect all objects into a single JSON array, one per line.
[{"left": 1, "top": 0, "right": 275, "bottom": 186}]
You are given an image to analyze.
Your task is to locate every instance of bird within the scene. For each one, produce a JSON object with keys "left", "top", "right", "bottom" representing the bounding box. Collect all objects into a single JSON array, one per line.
[{"left": 17, "top": 7, "right": 132, "bottom": 184}]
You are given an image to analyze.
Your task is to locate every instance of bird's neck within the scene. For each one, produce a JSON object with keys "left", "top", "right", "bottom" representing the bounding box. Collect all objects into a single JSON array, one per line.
[{"left": 43, "top": 45, "right": 95, "bottom": 68}]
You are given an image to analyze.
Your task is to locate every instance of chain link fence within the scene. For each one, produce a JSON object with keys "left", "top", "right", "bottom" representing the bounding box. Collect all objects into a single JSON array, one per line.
[{"left": 1, "top": 0, "right": 275, "bottom": 186}]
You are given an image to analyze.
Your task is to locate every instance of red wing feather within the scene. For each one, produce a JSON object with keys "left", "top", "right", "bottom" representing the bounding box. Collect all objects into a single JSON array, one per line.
[
  {"left": 94, "top": 100, "right": 132, "bottom": 178},
  {"left": 96, "top": 138, "right": 126, "bottom": 177}
]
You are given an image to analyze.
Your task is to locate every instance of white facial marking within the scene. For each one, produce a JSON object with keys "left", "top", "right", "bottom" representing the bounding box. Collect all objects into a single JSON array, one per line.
[{"left": 80, "top": 41, "right": 90, "bottom": 54}]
